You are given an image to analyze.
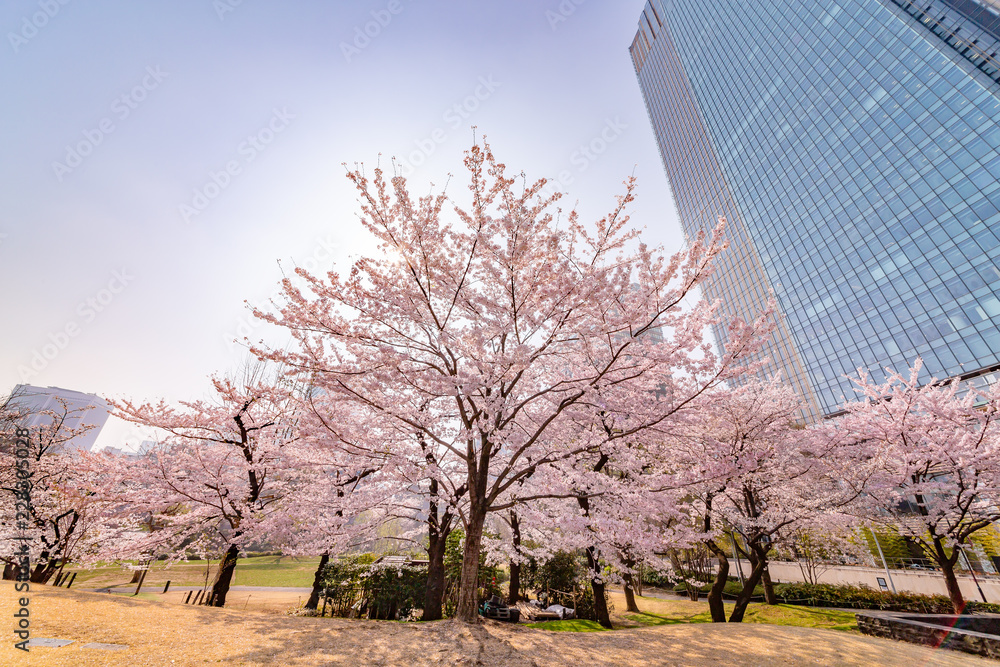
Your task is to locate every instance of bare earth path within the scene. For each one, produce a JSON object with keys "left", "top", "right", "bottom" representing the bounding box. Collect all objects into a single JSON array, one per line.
[{"left": 1, "top": 584, "right": 991, "bottom": 666}]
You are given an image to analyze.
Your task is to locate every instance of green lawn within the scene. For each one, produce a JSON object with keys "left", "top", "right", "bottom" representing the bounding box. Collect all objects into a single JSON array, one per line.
[
  {"left": 529, "top": 603, "right": 856, "bottom": 634},
  {"left": 526, "top": 619, "right": 609, "bottom": 632},
  {"left": 63, "top": 555, "right": 322, "bottom": 589},
  {"left": 616, "top": 604, "right": 856, "bottom": 631},
  {"left": 737, "top": 603, "right": 858, "bottom": 632},
  {"left": 221, "top": 555, "right": 322, "bottom": 587},
  {"left": 526, "top": 592, "right": 860, "bottom": 634},
  {"left": 621, "top": 611, "right": 692, "bottom": 627}
]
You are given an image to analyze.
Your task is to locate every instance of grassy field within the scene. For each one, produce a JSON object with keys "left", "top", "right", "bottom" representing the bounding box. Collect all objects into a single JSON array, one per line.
[
  {"left": 63, "top": 555, "right": 322, "bottom": 590},
  {"left": 526, "top": 592, "right": 857, "bottom": 633},
  {"left": 526, "top": 619, "right": 609, "bottom": 632}
]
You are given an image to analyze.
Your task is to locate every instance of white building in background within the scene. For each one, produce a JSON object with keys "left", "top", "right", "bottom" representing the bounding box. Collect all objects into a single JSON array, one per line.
[
  {"left": 102, "top": 441, "right": 157, "bottom": 458},
  {"left": 4, "top": 384, "right": 110, "bottom": 452}
]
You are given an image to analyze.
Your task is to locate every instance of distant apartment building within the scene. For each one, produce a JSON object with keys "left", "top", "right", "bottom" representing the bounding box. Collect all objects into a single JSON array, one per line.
[
  {"left": 632, "top": 0, "right": 1000, "bottom": 418},
  {"left": 3, "top": 384, "right": 110, "bottom": 452}
]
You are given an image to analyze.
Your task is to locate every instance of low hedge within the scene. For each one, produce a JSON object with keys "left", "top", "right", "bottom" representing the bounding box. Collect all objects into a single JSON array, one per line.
[
  {"left": 773, "top": 582, "right": 1000, "bottom": 614},
  {"left": 673, "top": 580, "right": 764, "bottom": 598}
]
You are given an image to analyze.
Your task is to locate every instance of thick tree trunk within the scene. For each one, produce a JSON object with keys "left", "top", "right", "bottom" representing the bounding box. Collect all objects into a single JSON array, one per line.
[
  {"left": 29, "top": 553, "right": 59, "bottom": 584},
  {"left": 420, "top": 443, "right": 460, "bottom": 620},
  {"left": 209, "top": 544, "right": 240, "bottom": 607},
  {"left": 29, "top": 512, "right": 79, "bottom": 585},
  {"left": 508, "top": 511, "right": 522, "bottom": 605},
  {"left": 2, "top": 562, "right": 17, "bottom": 581},
  {"left": 305, "top": 553, "right": 329, "bottom": 610},
  {"left": 623, "top": 572, "right": 640, "bottom": 613},
  {"left": 761, "top": 565, "right": 777, "bottom": 605},
  {"left": 508, "top": 561, "right": 521, "bottom": 606},
  {"left": 29, "top": 565, "right": 53, "bottom": 584},
  {"left": 942, "top": 562, "right": 965, "bottom": 614},
  {"left": 933, "top": 538, "right": 965, "bottom": 614},
  {"left": 574, "top": 461, "right": 612, "bottom": 629},
  {"left": 455, "top": 509, "right": 486, "bottom": 623},
  {"left": 423, "top": 526, "right": 449, "bottom": 621},
  {"left": 585, "top": 545, "right": 613, "bottom": 628},
  {"left": 729, "top": 548, "right": 768, "bottom": 623},
  {"left": 912, "top": 489, "right": 966, "bottom": 614},
  {"left": 706, "top": 545, "right": 730, "bottom": 623}
]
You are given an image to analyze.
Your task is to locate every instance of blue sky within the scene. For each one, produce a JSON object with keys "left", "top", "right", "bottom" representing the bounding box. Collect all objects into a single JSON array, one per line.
[{"left": 0, "top": 0, "right": 683, "bottom": 448}]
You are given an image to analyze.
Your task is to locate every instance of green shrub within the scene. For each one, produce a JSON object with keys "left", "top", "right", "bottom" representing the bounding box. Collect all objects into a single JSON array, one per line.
[
  {"left": 525, "top": 550, "right": 581, "bottom": 595},
  {"left": 362, "top": 564, "right": 427, "bottom": 620},
  {"left": 522, "top": 549, "right": 610, "bottom": 622},
  {"left": 566, "top": 585, "right": 607, "bottom": 622},
  {"left": 321, "top": 554, "right": 424, "bottom": 620},
  {"left": 322, "top": 553, "right": 377, "bottom": 587},
  {"left": 773, "top": 582, "right": 1000, "bottom": 614}
]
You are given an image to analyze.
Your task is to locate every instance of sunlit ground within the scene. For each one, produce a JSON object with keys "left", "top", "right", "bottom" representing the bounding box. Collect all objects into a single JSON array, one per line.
[{"left": 2, "top": 583, "right": 990, "bottom": 666}]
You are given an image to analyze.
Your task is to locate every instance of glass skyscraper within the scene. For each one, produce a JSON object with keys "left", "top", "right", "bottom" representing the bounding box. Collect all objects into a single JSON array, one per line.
[{"left": 632, "top": 0, "right": 1000, "bottom": 417}]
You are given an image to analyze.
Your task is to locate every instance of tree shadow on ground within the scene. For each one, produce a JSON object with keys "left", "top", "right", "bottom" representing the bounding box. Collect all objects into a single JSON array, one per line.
[{"left": 8, "top": 584, "right": 988, "bottom": 667}]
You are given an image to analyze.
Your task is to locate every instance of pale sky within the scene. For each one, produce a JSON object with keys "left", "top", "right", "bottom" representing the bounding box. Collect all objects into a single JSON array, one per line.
[{"left": 0, "top": 0, "right": 684, "bottom": 450}]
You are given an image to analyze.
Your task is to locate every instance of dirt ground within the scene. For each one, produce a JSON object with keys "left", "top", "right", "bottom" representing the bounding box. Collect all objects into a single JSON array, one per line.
[
  {"left": 158, "top": 588, "right": 309, "bottom": 615},
  {"left": 1, "top": 583, "right": 991, "bottom": 666}
]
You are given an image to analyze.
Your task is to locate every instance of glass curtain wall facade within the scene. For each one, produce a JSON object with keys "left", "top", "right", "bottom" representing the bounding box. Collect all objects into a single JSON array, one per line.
[{"left": 632, "top": 0, "right": 1000, "bottom": 416}]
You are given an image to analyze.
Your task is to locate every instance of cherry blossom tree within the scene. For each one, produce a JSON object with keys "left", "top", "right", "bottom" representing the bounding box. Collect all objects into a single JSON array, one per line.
[
  {"left": 782, "top": 517, "right": 865, "bottom": 586},
  {"left": 275, "top": 432, "right": 398, "bottom": 612},
  {"left": 512, "top": 430, "right": 694, "bottom": 626},
  {"left": 108, "top": 361, "right": 304, "bottom": 607},
  {"left": 284, "top": 468, "right": 391, "bottom": 611},
  {"left": 573, "top": 481, "right": 685, "bottom": 619},
  {"left": 253, "top": 140, "right": 771, "bottom": 623},
  {"left": 667, "top": 379, "right": 847, "bottom": 622},
  {"left": 285, "top": 390, "right": 470, "bottom": 619},
  {"left": 837, "top": 360, "right": 1000, "bottom": 613},
  {"left": 0, "top": 387, "right": 128, "bottom": 583}
]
